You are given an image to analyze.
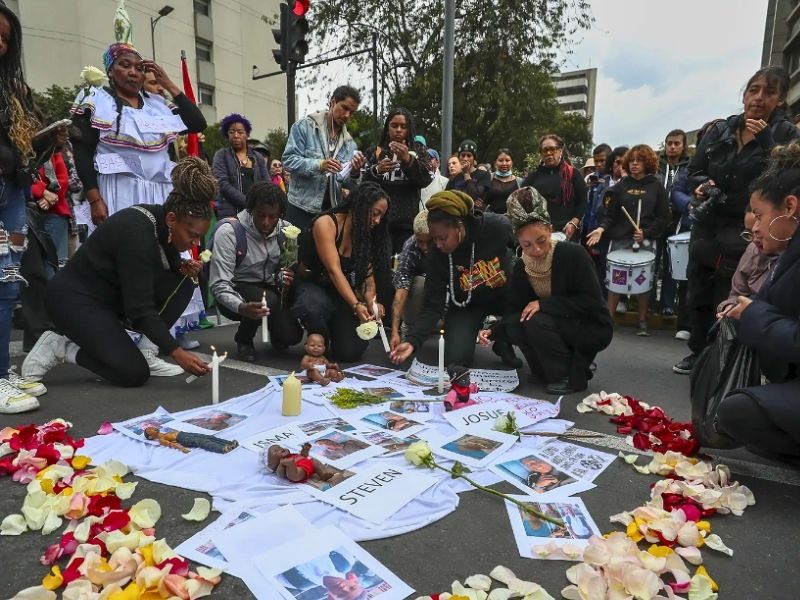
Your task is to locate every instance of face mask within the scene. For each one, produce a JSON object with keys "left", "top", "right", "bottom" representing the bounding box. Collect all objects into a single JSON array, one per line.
[{"left": 495, "top": 170, "right": 513, "bottom": 177}]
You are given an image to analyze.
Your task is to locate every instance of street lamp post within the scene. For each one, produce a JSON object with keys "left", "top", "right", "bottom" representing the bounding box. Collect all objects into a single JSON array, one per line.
[
  {"left": 150, "top": 5, "right": 174, "bottom": 61},
  {"left": 440, "top": 0, "right": 455, "bottom": 174}
]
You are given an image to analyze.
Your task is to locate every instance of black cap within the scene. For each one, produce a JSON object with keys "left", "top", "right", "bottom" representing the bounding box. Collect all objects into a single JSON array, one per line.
[{"left": 458, "top": 139, "right": 478, "bottom": 157}]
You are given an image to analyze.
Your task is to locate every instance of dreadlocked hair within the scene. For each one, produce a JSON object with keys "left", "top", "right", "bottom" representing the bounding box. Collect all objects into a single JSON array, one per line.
[
  {"left": 163, "top": 156, "right": 217, "bottom": 220},
  {"left": 331, "top": 181, "right": 390, "bottom": 291},
  {"left": 539, "top": 134, "right": 574, "bottom": 206}
]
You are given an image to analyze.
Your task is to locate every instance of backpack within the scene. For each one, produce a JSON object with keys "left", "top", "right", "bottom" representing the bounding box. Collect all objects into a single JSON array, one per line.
[{"left": 203, "top": 217, "right": 248, "bottom": 280}]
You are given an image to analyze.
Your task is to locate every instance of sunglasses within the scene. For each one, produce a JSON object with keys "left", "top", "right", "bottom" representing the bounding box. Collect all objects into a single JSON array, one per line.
[{"left": 540, "top": 147, "right": 560, "bottom": 155}]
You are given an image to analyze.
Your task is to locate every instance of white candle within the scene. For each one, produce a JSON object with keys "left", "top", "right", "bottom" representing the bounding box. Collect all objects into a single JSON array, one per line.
[
  {"left": 636, "top": 199, "right": 642, "bottom": 229},
  {"left": 437, "top": 330, "right": 445, "bottom": 393},
  {"left": 261, "top": 291, "right": 270, "bottom": 343},
  {"left": 373, "top": 301, "right": 390, "bottom": 353},
  {"left": 210, "top": 345, "right": 228, "bottom": 405}
]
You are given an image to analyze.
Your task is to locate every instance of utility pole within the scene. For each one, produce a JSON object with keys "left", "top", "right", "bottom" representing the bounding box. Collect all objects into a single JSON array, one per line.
[
  {"left": 372, "top": 32, "right": 379, "bottom": 139},
  {"left": 440, "top": 0, "right": 455, "bottom": 174}
]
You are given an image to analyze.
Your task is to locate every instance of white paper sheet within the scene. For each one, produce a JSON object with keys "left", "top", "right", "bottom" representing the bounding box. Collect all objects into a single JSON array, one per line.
[
  {"left": 471, "top": 392, "right": 562, "bottom": 423},
  {"left": 504, "top": 496, "right": 600, "bottom": 560},
  {"left": 405, "top": 358, "right": 520, "bottom": 391},
  {"left": 252, "top": 525, "right": 415, "bottom": 600},
  {"left": 424, "top": 429, "right": 517, "bottom": 469},
  {"left": 360, "top": 430, "right": 422, "bottom": 456},
  {"left": 489, "top": 448, "right": 596, "bottom": 499},
  {"left": 532, "top": 438, "right": 616, "bottom": 483},
  {"left": 113, "top": 407, "right": 176, "bottom": 445},
  {"left": 95, "top": 152, "right": 143, "bottom": 176},
  {"left": 301, "top": 428, "right": 383, "bottom": 469},
  {"left": 442, "top": 400, "right": 534, "bottom": 435},
  {"left": 355, "top": 409, "right": 429, "bottom": 438},
  {"left": 174, "top": 506, "right": 258, "bottom": 575},
  {"left": 240, "top": 423, "right": 306, "bottom": 454}
]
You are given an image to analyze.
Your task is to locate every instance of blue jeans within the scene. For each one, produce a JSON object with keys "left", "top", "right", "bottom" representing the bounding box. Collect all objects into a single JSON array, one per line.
[
  {"left": 41, "top": 213, "right": 69, "bottom": 264},
  {"left": 0, "top": 178, "right": 28, "bottom": 377}
]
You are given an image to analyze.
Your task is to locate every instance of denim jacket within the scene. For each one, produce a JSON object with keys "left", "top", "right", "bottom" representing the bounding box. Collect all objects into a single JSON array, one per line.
[{"left": 282, "top": 111, "right": 357, "bottom": 214}]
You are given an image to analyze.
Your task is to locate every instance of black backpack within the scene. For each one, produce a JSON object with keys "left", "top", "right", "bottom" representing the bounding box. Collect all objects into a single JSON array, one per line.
[{"left": 203, "top": 217, "right": 248, "bottom": 280}]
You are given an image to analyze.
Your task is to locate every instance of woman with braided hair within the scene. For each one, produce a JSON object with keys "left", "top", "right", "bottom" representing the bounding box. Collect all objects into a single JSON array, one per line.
[
  {"left": 22, "top": 158, "right": 216, "bottom": 389},
  {"left": 478, "top": 187, "right": 612, "bottom": 395},
  {"left": 293, "top": 182, "right": 389, "bottom": 362},
  {"left": 390, "top": 190, "right": 515, "bottom": 367}
]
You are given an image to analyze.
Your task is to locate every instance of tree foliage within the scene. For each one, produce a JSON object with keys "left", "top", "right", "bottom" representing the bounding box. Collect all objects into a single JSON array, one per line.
[
  {"left": 32, "top": 84, "right": 83, "bottom": 124},
  {"left": 203, "top": 124, "right": 290, "bottom": 162}
]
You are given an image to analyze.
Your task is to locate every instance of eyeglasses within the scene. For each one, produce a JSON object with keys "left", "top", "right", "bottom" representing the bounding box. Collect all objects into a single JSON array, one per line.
[
  {"left": 740, "top": 230, "right": 753, "bottom": 242},
  {"left": 540, "top": 147, "right": 560, "bottom": 155}
]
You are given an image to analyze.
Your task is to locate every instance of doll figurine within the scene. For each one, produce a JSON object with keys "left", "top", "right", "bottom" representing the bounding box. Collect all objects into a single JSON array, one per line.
[
  {"left": 444, "top": 365, "right": 478, "bottom": 411},
  {"left": 265, "top": 442, "right": 345, "bottom": 484},
  {"left": 300, "top": 333, "right": 344, "bottom": 386},
  {"left": 143, "top": 426, "right": 239, "bottom": 454}
]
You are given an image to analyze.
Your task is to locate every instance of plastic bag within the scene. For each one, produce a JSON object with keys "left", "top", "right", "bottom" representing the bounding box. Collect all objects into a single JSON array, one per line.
[{"left": 690, "top": 317, "right": 761, "bottom": 448}]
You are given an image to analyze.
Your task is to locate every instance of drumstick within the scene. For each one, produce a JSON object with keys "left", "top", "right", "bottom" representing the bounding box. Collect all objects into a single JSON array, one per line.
[
  {"left": 636, "top": 199, "right": 642, "bottom": 229},
  {"left": 621, "top": 207, "right": 639, "bottom": 230}
]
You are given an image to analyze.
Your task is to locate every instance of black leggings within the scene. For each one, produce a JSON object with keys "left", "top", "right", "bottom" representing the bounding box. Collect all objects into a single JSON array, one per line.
[
  {"left": 217, "top": 282, "right": 304, "bottom": 346},
  {"left": 442, "top": 302, "right": 496, "bottom": 366},
  {"left": 46, "top": 269, "right": 193, "bottom": 387},
  {"left": 716, "top": 391, "right": 800, "bottom": 458}
]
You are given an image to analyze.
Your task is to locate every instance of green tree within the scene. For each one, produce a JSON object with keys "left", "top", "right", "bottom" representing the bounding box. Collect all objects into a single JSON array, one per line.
[
  {"left": 202, "top": 122, "right": 226, "bottom": 160},
  {"left": 263, "top": 128, "right": 288, "bottom": 160},
  {"left": 32, "top": 84, "right": 83, "bottom": 123}
]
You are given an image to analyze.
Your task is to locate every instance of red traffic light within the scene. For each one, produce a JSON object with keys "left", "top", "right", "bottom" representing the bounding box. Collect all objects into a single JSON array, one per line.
[{"left": 292, "top": 0, "right": 309, "bottom": 16}]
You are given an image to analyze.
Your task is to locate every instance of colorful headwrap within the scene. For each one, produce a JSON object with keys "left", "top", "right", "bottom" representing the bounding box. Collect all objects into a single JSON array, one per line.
[
  {"left": 413, "top": 209, "right": 429, "bottom": 235},
  {"left": 103, "top": 42, "right": 141, "bottom": 73},
  {"left": 425, "top": 190, "right": 474, "bottom": 217},
  {"left": 506, "top": 187, "right": 551, "bottom": 231}
]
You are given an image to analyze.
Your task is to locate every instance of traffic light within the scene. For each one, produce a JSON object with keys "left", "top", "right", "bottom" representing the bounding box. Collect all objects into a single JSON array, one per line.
[{"left": 272, "top": 1, "right": 309, "bottom": 72}]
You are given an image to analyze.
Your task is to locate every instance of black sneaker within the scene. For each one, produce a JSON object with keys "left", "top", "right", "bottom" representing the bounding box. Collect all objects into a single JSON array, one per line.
[
  {"left": 492, "top": 341, "right": 523, "bottom": 369},
  {"left": 545, "top": 378, "right": 588, "bottom": 396},
  {"left": 236, "top": 342, "right": 257, "bottom": 362},
  {"left": 673, "top": 353, "right": 697, "bottom": 375}
]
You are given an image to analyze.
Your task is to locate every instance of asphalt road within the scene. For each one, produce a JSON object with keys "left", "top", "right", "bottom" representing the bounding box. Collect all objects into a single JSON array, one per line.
[{"left": 1, "top": 323, "right": 798, "bottom": 599}]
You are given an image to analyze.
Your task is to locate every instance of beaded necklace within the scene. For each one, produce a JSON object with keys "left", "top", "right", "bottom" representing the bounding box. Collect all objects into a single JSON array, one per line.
[{"left": 447, "top": 242, "right": 476, "bottom": 307}]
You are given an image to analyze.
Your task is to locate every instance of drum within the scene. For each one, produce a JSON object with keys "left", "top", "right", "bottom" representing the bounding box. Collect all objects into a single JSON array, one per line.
[
  {"left": 552, "top": 232, "right": 567, "bottom": 242},
  {"left": 606, "top": 249, "right": 656, "bottom": 294},
  {"left": 668, "top": 231, "right": 691, "bottom": 281}
]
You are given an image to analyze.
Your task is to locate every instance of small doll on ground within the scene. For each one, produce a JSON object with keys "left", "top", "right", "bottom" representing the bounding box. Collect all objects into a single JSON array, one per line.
[
  {"left": 143, "top": 426, "right": 239, "bottom": 454},
  {"left": 265, "top": 442, "right": 345, "bottom": 484},
  {"left": 300, "top": 333, "right": 344, "bottom": 386},
  {"left": 444, "top": 365, "right": 478, "bottom": 411}
]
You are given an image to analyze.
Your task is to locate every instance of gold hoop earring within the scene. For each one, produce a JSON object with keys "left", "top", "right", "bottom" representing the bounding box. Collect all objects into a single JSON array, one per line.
[{"left": 768, "top": 214, "right": 799, "bottom": 242}]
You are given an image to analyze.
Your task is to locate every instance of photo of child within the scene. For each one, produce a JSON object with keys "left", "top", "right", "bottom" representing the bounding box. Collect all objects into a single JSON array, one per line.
[
  {"left": 361, "top": 386, "right": 404, "bottom": 400},
  {"left": 496, "top": 455, "right": 578, "bottom": 494},
  {"left": 347, "top": 364, "right": 398, "bottom": 378},
  {"left": 360, "top": 411, "right": 422, "bottom": 433},
  {"left": 183, "top": 410, "right": 247, "bottom": 432},
  {"left": 388, "top": 400, "right": 431, "bottom": 414},
  {"left": 299, "top": 418, "right": 356, "bottom": 436},
  {"left": 311, "top": 431, "right": 370, "bottom": 462},
  {"left": 302, "top": 466, "right": 355, "bottom": 493},
  {"left": 122, "top": 414, "right": 174, "bottom": 437},
  {"left": 441, "top": 434, "right": 503, "bottom": 460},
  {"left": 362, "top": 431, "right": 420, "bottom": 456}
]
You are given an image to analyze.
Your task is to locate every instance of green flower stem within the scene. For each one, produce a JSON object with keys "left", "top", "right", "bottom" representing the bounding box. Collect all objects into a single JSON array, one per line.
[{"left": 430, "top": 462, "right": 564, "bottom": 527}]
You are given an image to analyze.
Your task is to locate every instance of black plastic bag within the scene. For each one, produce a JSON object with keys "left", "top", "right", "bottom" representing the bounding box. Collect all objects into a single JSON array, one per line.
[{"left": 690, "top": 317, "right": 761, "bottom": 448}]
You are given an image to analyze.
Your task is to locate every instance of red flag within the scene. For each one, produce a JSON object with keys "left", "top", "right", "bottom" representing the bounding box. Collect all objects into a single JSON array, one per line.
[{"left": 180, "top": 51, "right": 199, "bottom": 158}]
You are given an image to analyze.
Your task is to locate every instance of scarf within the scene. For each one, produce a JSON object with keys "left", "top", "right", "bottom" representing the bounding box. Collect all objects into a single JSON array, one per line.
[{"left": 522, "top": 238, "right": 557, "bottom": 299}]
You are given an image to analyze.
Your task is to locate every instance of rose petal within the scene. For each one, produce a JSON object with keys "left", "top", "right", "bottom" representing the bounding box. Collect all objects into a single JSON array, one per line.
[
  {"left": 619, "top": 452, "right": 640, "bottom": 464},
  {"left": 1, "top": 513, "right": 28, "bottom": 535},
  {"left": 464, "top": 574, "right": 492, "bottom": 591},
  {"left": 8, "top": 587, "right": 57, "bottom": 600},
  {"left": 181, "top": 498, "right": 211, "bottom": 522},
  {"left": 675, "top": 546, "right": 703, "bottom": 565},
  {"left": 703, "top": 534, "right": 733, "bottom": 556},
  {"left": 489, "top": 565, "right": 516, "bottom": 585},
  {"left": 128, "top": 499, "right": 161, "bottom": 529},
  {"left": 688, "top": 573, "right": 718, "bottom": 600}
]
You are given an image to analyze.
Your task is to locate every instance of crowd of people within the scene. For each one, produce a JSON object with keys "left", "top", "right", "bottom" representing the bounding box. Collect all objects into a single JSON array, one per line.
[{"left": 0, "top": 0, "right": 798, "bottom": 462}]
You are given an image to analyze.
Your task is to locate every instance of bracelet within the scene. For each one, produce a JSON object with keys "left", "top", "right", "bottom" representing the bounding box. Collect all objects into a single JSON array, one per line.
[{"left": 352, "top": 301, "right": 364, "bottom": 314}]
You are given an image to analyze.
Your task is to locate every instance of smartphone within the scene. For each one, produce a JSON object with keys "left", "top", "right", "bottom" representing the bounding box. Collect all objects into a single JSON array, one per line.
[{"left": 34, "top": 118, "right": 72, "bottom": 139}]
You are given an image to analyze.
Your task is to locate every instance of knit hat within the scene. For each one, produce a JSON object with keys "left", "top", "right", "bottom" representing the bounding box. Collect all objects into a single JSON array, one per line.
[
  {"left": 506, "top": 187, "right": 551, "bottom": 231},
  {"left": 103, "top": 42, "right": 142, "bottom": 73},
  {"left": 426, "top": 190, "right": 474, "bottom": 217},
  {"left": 414, "top": 135, "right": 427, "bottom": 146},
  {"left": 413, "top": 210, "right": 430, "bottom": 235},
  {"left": 427, "top": 148, "right": 440, "bottom": 161},
  {"left": 458, "top": 139, "right": 478, "bottom": 156}
]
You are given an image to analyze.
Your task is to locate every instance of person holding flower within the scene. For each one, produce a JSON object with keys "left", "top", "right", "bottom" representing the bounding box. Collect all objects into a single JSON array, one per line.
[
  {"left": 479, "top": 187, "right": 612, "bottom": 395},
  {"left": 22, "top": 158, "right": 215, "bottom": 388},
  {"left": 293, "top": 182, "right": 389, "bottom": 362},
  {"left": 209, "top": 182, "right": 303, "bottom": 362}
]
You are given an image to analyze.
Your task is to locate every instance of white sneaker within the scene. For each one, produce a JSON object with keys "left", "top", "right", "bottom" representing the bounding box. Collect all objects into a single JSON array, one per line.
[
  {"left": 675, "top": 330, "right": 691, "bottom": 341},
  {"left": 7, "top": 365, "right": 47, "bottom": 396},
  {"left": 0, "top": 378, "right": 39, "bottom": 413},
  {"left": 21, "top": 331, "right": 68, "bottom": 382},
  {"left": 141, "top": 348, "right": 184, "bottom": 377},
  {"left": 178, "top": 336, "right": 200, "bottom": 350},
  {"left": 616, "top": 300, "right": 628, "bottom": 314}
]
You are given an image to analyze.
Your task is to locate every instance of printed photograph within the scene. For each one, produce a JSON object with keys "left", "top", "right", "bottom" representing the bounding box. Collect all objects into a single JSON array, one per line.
[
  {"left": 496, "top": 454, "right": 578, "bottom": 494},
  {"left": 441, "top": 433, "right": 503, "bottom": 460},
  {"left": 272, "top": 374, "right": 315, "bottom": 387},
  {"left": 347, "top": 364, "right": 398, "bottom": 378},
  {"left": 276, "top": 547, "right": 393, "bottom": 600},
  {"left": 302, "top": 466, "right": 356, "bottom": 493},
  {"left": 388, "top": 400, "right": 431, "bottom": 414},
  {"left": 310, "top": 431, "right": 370, "bottom": 462},
  {"left": 194, "top": 540, "right": 226, "bottom": 562},
  {"left": 516, "top": 502, "right": 594, "bottom": 540},
  {"left": 360, "top": 411, "right": 422, "bottom": 433},
  {"left": 122, "top": 414, "right": 174, "bottom": 437},
  {"left": 299, "top": 418, "right": 356, "bottom": 436},
  {"left": 362, "top": 431, "right": 420, "bottom": 455},
  {"left": 341, "top": 370, "right": 377, "bottom": 382},
  {"left": 183, "top": 410, "right": 247, "bottom": 432},
  {"left": 361, "top": 386, "right": 405, "bottom": 400}
]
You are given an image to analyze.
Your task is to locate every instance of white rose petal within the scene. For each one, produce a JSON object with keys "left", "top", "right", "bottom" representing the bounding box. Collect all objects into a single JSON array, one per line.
[
  {"left": 181, "top": 498, "right": 211, "bottom": 522},
  {"left": 703, "top": 534, "right": 733, "bottom": 556},
  {"left": 0, "top": 513, "right": 27, "bottom": 535},
  {"left": 464, "top": 574, "right": 492, "bottom": 591}
]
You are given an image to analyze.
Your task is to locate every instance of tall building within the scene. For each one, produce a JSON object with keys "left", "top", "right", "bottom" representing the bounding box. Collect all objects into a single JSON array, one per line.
[
  {"left": 7, "top": 0, "right": 287, "bottom": 138},
  {"left": 762, "top": 0, "right": 800, "bottom": 113},
  {"left": 551, "top": 68, "right": 597, "bottom": 135}
]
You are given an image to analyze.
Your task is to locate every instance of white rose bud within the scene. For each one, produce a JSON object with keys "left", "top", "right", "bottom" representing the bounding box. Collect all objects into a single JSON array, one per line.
[
  {"left": 282, "top": 225, "right": 302, "bottom": 240},
  {"left": 80, "top": 66, "right": 108, "bottom": 87},
  {"left": 199, "top": 249, "right": 212, "bottom": 263},
  {"left": 404, "top": 441, "right": 433, "bottom": 467},
  {"left": 355, "top": 321, "right": 378, "bottom": 340}
]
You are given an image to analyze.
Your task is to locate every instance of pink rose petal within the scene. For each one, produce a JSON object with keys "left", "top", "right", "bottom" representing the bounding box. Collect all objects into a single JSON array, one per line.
[{"left": 97, "top": 422, "right": 114, "bottom": 435}]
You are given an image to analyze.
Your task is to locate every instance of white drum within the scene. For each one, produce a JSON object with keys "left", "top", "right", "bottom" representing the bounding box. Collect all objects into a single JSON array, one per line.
[
  {"left": 552, "top": 232, "right": 567, "bottom": 242},
  {"left": 606, "top": 250, "right": 656, "bottom": 294},
  {"left": 668, "top": 231, "right": 691, "bottom": 281}
]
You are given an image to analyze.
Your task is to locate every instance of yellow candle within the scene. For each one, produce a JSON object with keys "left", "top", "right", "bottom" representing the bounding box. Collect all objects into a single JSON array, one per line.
[{"left": 282, "top": 371, "right": 302, "bottom": 416}]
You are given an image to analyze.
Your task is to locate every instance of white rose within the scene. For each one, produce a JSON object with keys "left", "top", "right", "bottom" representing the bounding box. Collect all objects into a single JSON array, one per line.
[
  {"left": 356, "top": 321, "right": 378, "bottom": 340},
  {"left": 80, "top": 66, "right": 108, "bottom": 87},
  {"left": 282, "top": 225, "right": 302, "bottom": 240},
  {"left": 199, "top": 249, "right": 212, "bottom": 263},
  {"left": 404, "top": 441, "right": 433, "bottom": 467}
]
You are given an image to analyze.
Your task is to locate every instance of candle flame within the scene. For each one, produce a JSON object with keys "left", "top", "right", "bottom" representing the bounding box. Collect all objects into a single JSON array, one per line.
[{"left": 439, "top": 329, "right": 444, "bottom": 335}]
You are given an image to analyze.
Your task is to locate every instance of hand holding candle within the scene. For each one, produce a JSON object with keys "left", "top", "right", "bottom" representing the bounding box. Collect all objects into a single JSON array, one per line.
[{"left": 261, "top": 291, "right": 270, "bottom": 343}]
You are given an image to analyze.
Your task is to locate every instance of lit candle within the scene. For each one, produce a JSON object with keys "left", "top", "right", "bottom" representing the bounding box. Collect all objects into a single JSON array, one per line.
[
  {"left": 282, "top": 371, "right": 302, "bottom": 416},
  {"left": 261, "top": 291, "right": 270, "bottom": 343},
  {"left": 210, "top": 345, "right": 227, "bottom": 404},
  {"left": 437, "top": 330, "right": 445, "bottom": 393},
  {"left": 373, "top": 300, "right": 390, "bottom": 353}
]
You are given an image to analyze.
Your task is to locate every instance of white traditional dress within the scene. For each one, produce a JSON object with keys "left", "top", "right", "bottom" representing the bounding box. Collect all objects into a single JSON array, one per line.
[{"left": 71, "top": 86, "right": 206, "bottom": 337}]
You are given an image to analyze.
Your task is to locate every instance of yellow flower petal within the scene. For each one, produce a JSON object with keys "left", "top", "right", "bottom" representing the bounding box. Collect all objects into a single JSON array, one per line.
[
  {"left": 185, "top": 578, "right": 216, "bottom": 600},
  {"left": 152, "top": 539, "right": 178, "bottom": 564},
  {"left": 181, "top": 498, "right": 211, "bottom": 522},
  {"left": 39, "top": 479, "right": 55, "bottom": 495},
  {"left": 1, "top": 513, "right": 28, "bottom": 535},
  {"left": 695, "top": 566, "right": 719, "bottom": 592},
  {"left": 71, "top": 455, "right": 91, "bottom": 470},
  {"left": 626, "top": 521, "right": 644, "bottom": 542},
  {"left": 139, "top": 544, "right": 155, "bottom": 567},
  {"left": 129, "top": 499, "right": 162, "bottom": 529},
  {"left": 42, "top": 566, "right": 63, "bottom": 591},
  {"left": 647, "top": 544, "right": 674, "bottom": 558},
  {"left": 106, "top": 582, "right": 141, "bottom": 600},
  {"left": 688, "top": 573, "right": 718, "bottom": 600},
  {"left": 695, "top": 520, "right": 712, "bottom": 533}
]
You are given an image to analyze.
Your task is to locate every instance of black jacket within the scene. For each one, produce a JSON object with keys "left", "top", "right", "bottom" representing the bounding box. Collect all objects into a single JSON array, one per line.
[
  {"left": 57, "top": 204, "right": 183, "bottom": 354},
  {"left": 500, "top": 242, "right": 613, "bottom": 355},
  {"left": 362, "top": 146, "right": 432, "bottom": 231},
  {"left": 522, "top": 162, "right": 587, "bottom": 230},
  {"left": 405, "top": 211, "right": 513, "bottom": 349},
  {"left": 446, "top": 169, "right": 492, "bottom": 204},
  {"left": 599, "top": 174, "right": 671, "bottom": 241},
  {"left": 212, "top": 147, "right": 270, "bottom": 218},
  {"left": 737, "top": 231, "right": 800, "bottom": 431}
]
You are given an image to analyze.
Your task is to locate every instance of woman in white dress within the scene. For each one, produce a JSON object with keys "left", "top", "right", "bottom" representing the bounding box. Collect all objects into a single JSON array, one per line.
[{"left": 70, "top": 42, "right": 208, "bottom": 374}]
